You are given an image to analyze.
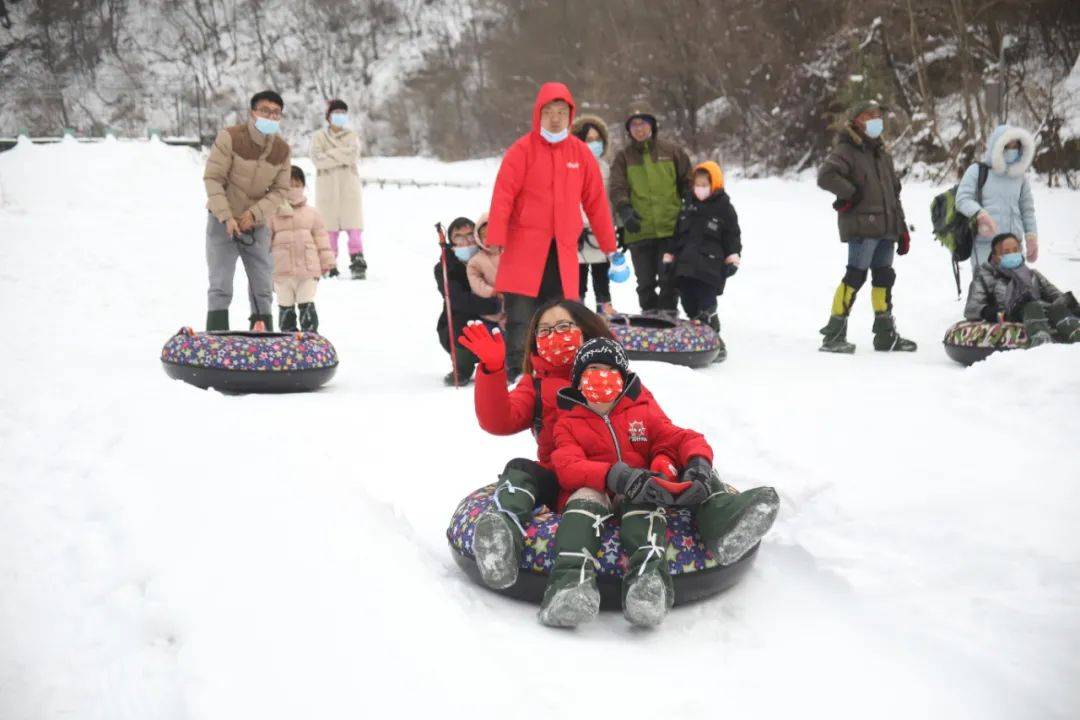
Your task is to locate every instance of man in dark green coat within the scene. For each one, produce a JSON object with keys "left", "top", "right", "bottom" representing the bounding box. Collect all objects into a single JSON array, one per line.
[
  {"left": 816, "top": 100, "right": 917, "bottom": 353},
  {"left": 609, "top": 107, "right": 692, "bottom": 317}
]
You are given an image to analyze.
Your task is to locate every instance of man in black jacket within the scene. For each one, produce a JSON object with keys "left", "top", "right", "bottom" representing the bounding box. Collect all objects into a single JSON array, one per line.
[{"left": 435, "top": 217, "right": 502, "bottom": 385}]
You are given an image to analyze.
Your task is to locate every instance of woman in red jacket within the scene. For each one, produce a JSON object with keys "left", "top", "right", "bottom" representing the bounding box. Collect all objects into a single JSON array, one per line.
[
  {"left": 540, "top": 338, "right": 779, "bottom": 629},
  {"left": 460, "top": 299, "right": 668, "bottom": 592},
  {"left": 486, "top": 81, "right": 618, "bottom": 381}
]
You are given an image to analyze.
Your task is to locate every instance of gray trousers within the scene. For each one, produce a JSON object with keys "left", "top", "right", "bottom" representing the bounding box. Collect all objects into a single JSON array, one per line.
[{"left": 205, "top": 213, "right": 273, "bottom": 317}]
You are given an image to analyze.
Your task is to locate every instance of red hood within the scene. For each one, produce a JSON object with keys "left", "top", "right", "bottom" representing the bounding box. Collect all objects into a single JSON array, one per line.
[{"left": 532, "top": 82, "right": 576, "bottom": 136}]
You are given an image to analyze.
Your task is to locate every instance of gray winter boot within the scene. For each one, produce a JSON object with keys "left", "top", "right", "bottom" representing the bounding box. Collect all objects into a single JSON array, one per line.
[
  {"left": 298, "top": 302, "right": 319, "bottom": 333},
  {"left": 872, "top": 313, "right": 918, "bottom": 351},
  {"left": 820, "top": 315, "right": 856, "bottom": 353},
  {"left": 538, "top": 495, "right": 611, "bottom": 628},
  {"left": 472, "top": 467, "right": 538, "bottom": 590},
  {"left": 619, "top": 504, "right": 673, "bottom": 628},
  {"left": 1022, "top": 302, "right": 1054, "bottom": 347}
]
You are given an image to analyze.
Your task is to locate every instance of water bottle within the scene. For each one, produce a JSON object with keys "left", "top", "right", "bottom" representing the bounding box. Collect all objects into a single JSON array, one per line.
[{"left": 608, "top": 251, "right": 630, "bottom": 283}]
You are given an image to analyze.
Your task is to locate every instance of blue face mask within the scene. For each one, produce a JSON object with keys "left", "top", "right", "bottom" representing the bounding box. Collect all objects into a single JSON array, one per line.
[
  {"left": 864, "top": 118, "right": 884, "bottom": 139},
  {"left": 587, "top": 140, "right": 604, "bottom": 159},
  {"left": 453, "top": 246, "right": 479, "bottom": 263},
  {"left": 540, "top": 127, "right": 569, "bottom": 144},
  {"left": 254, "top": 117, "right": 280, "bottom": 135},
  {"left": 330, "top": 113, "right": 348, "bottom": 128},
  {"left": 999, "top": 252, "right": 1024, "bottom": 270},
  {"left": 1004, "top": 148, "right": 1021, "bottom": 164}
]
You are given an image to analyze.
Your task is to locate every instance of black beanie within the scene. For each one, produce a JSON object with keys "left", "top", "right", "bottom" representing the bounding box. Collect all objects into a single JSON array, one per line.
[{"left": 571, "top": 337, "right": 629, "bottom": 389}]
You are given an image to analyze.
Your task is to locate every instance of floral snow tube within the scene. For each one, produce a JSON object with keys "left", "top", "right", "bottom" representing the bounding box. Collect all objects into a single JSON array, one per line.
[
  {"left": 608, "top": 314, "right": 722, "bottom": 368},
  {"left": 447, "top": 482, "right": 758, "bottom": 609},
  {"left": 942, "top": 320, "right": 1028, "bottom": 366},
  {"left": 161, "top": 327, "right": 338, "bottom": 393}
]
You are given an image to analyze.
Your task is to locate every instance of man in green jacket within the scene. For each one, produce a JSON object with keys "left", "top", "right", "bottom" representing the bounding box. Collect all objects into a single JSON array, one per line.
[
  {"left": 609, "top": 107, "right": 692, "bottom": 317},
  {"left": 816, "top": 100, "right": 916, "bottom": 353}
]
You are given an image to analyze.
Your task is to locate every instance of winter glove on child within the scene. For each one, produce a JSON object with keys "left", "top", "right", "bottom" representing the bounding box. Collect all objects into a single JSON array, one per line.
[
  {"left": 650, "top": 455, "right": 693, "bottom": 496},
  {"left": 607, "top": 463, "right": 676, "bottom": 506},
  {"left": 458, "top": 321, "right": 505, "bottom": 373},
  {"left": 831, "top": 188, "right": 862, "bottom": 213},
  {"left": 724, "top": 253, "right": 740, "bottom": 277},
  {"left": 1025, "top": 233, "right": 1038, "bottom": 262},
  {"left": 976, "top": 211, "right": 997, "bottom": 238},
  {"left": 617, "top": 205, "right": 643, "bottom": 234},
  {"left": 897, "top": 231, "right": 911, "bottom": 256},
  {"left": 675, "top": 456, "right": 713, "bottom": 507}
]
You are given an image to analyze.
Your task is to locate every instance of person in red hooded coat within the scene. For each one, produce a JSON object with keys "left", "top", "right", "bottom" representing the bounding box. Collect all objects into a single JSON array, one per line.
[{"left": 486, "top": 82, "right": 618, "bottom": 381}]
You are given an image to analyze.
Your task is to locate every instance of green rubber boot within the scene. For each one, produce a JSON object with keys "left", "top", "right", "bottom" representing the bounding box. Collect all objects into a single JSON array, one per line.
[
  {"left": 473, "top": 468, "right": 540, "bottom": 590},
  {"left": 206, "top": 309, "right": 229, "bottom": 332},
  {"left": 619, "top": 504, "right": 673, "bottom": 627},
  {"left": 1021, "top": 302, "right": 1054, "bottom": 347},
  {"left": 538, "top": 495, "right": 611, "bottom": 628},
  {"left": 872, "top": 313, "right": 917, "bottom": 351},
  {"left": 279, "top": 305, "right": 298, "bottom": 332},
  {"left": 696, "top": 477, "right": 780, "bottom": 566},
  {"left": 820, "top": 315, "right": 856, "bottom": 354}
]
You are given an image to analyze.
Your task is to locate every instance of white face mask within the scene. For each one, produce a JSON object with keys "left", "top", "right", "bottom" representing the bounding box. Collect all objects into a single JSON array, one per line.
[
  {"left": 540, "top": 127, "right": 569, "bottom": 143},
  {"left": 693, "top": 185, "right": 711, "bottom": 201}
]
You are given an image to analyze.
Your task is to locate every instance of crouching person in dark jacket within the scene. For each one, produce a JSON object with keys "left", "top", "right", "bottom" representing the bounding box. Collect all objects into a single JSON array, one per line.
[
  {"left": 436, "top": 217, "right": 502, "bottom": 385},
  {"left": 667, "top": 161, "right": 741, "bottom": 361},
  {"left": 964, "top": 232, "right": 1080, "bottom": 346},
  {"left": 816, "top": 100, "right": 916, "bottom": 354}
]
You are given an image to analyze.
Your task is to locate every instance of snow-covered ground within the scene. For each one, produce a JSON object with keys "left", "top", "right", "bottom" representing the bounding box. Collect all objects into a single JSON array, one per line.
[{"left": 0, "top": 138, "right": 1078, "bottom": 720}]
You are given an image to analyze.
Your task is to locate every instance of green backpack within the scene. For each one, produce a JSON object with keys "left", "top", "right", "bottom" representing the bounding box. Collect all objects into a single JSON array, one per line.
[{"left": 930, "top": 162, "right": 989, "bottom": 296}]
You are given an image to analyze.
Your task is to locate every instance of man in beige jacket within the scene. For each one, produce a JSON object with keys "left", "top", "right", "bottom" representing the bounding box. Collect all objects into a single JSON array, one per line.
[{"left": 203, "top": 90, "right": 292, "bottom": 331}]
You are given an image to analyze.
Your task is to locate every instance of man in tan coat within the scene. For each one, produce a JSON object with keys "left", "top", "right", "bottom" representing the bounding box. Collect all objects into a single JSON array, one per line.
[{"left": 203, "top": 90, "right": 292, "bottom": 331}]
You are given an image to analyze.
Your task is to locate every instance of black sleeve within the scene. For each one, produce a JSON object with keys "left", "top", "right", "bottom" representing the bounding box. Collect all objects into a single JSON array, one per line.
[{"left": 722, "top": 199, "right": 742, "bottom": 256}]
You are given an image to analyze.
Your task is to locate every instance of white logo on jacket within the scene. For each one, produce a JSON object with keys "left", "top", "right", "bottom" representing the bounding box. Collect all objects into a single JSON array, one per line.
[
  {"left": 629, "top": 420, "right": 648, "bottom": 443},
  {"left": 567, "top": 162, "right": 580, "bottom": 169}
]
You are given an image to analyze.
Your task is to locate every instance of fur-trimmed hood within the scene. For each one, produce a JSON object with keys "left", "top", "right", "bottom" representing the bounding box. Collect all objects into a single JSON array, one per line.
[
  {"left": 984, "top": 125, "right": 1036, "bottom": 178},
  {"left": 571, "top": 113, "right": 611, "bottom": 157}
]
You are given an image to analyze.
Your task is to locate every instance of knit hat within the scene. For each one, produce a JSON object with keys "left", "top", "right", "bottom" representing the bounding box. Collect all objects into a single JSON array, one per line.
[
  {"left": 848, "top": 99, "right": 888, "bottom": 124},
  {"left": 571, "top": 337, "right": 629, "bottom": 389}
]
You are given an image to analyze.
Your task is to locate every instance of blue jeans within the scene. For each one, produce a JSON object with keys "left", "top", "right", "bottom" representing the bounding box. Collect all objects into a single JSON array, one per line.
[{"left": 847, "top": 237, "right": 895, "bottom": 270}]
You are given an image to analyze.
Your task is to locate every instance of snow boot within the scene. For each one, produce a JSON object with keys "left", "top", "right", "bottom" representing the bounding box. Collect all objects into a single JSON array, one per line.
[
  {"left": 472, "top": 467, "right": 541, "bottom": 590},
  {"left": 697, "top": 311, "right": 727, "bottom": 363},
  {"left": 248, "top": 314, "right": 273, "bottom": 332},
  {"left": 619, "top": 504, "right": 673, "bottom": 627},
  {"left": 872, "top": 313, "right": 917, "bottom": 351},
  {"left": 1021, "top": 302, "right": 1054, "bottom": 347},
  {"left": 325, "top": 267, "right": 340, "bottom": 279},
  {"left": 206, "top": 309, "right": 229, "bottom": 332},
  {"left": 538, "top": 494, "right": 611, "bottom": 628},
  {"left": 279, "top": 305, "right": 297, "bottom": 332},
  {"left": 349, "top": 252, "right": 367, "bottom": 280},
  {"left": 298, "top": 302, "right": 319, "bottom": 333},
  {"left": 819, "top": 315, "right": 855, "bottom": 353},
  {"left": 696, "top": 478, "right": 780, "bottom": 565},
  {"left": 1048, "top": 299, "right": 1080, "bottom": 343}
]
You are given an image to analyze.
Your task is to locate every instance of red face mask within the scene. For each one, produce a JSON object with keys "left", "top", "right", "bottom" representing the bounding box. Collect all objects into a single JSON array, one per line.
[
  {"left": 536, "top": 327, "right": 583, "bottom": 367},
  {"left": 579, "top": 368, "right": 624, "bottom": 404}
]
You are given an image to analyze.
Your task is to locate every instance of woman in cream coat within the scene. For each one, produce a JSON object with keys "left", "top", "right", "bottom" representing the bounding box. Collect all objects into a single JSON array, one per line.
[{"left": 311, "top": 99, "right": 366, "bottom": 278}]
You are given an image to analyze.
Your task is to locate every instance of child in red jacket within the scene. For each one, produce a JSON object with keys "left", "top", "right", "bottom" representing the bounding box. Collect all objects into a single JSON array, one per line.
[{"left": 543, "top": 337, "right": 779, "bottom": 629}]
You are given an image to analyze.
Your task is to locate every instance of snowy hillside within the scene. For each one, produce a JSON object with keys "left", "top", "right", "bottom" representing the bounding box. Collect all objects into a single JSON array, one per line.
[{"left": 0, "top": 140, "right": 1078, "bottom": 719}]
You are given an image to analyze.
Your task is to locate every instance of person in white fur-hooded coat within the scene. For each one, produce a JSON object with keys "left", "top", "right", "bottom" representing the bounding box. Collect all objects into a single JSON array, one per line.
[{"left": 955, "top": 124, "right": 1038, "bottom": 269}]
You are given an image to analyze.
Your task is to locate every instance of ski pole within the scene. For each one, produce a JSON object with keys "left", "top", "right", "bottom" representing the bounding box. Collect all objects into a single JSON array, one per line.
[{"left": 436, "top": 222, "right": 461, "bottom": 388}]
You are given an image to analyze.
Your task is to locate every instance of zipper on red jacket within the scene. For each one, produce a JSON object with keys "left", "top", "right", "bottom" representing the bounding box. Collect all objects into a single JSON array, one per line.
[{"left": 575, "top": 397, "right": 625, "bottom": 462}]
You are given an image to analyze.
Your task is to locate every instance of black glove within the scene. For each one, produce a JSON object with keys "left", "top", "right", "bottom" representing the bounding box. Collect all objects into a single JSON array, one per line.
[
  {"left": 615, "top": 227, "right": 626, "bottom": 250},
  {"left": 980, "top": 306, "right": 999, "bottom": 323},
  {"left": 831, "top": 188, "right": 862, "bottom": 213},
  {"left": 675, "top": 456, "right": 712, "bottom": 506},
  {"left": 724, "top": 263, "right": 739, "bottom": 278},
  {"left": 617, "top": 205, "right": 643, "bottom": 234},
  {"left": 607, "top": 463, "right": 675, "bottom": 506},
  {"left": 578, "top": 228, "right": 590, "bottom": 252}
]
